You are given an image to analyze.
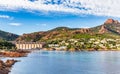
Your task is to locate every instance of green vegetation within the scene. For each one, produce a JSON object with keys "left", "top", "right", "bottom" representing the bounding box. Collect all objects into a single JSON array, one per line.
[
  {"left": 72, "top": 33, "right": 119, "bottom": 39},
  {"left": 0, "top": 39, "right": 16, "bottom": 50},
  {"left": 46, "top": 37, "right": 120, "bottom": 51}
]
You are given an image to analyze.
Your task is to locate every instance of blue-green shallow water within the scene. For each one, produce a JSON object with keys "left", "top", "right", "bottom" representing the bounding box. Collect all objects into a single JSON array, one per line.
[{"left": 8, "top": 50, "right": 120, "bottom": 74}]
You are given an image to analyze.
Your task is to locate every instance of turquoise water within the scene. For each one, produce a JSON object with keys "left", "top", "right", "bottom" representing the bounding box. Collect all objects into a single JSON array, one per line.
[{"left": 8, "top": 50, "right": 120, "bottom": 74}]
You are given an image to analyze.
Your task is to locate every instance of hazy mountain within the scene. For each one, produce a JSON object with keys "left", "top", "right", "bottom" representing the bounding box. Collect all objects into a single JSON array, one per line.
[{"left": 0, "top": 30, "right": 19, "bottom": 41}]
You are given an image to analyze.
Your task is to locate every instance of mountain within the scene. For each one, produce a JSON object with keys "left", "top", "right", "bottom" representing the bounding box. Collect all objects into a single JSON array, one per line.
[
  {"left": 0, "top": 30, "right": 19, "bottom": 41},
  {"left": 91, "top": 18, "right": 120, "bottom": 35},
  {"left": 16, "top": 19, "right": 120, "bottom": 42}
]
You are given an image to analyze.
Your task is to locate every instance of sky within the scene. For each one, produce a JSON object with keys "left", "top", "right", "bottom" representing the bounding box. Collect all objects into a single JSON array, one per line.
[{"left": 0, "top": 0, "right": 120, "bottom": 35}]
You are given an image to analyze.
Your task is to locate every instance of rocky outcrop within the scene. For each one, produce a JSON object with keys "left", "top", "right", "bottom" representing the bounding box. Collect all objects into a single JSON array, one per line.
[
  {"left": 104, "top": 18, "right": 120, "bottom": 24},
  {"left": 0, "top": 59, "right": 18, "bottom": 74},
  {"left": 99, "top": 25, "right": 108, "bottom": 34},
  {"left": 0, "top": 50, "right": 30, "bottom": 57},
  {"left": 0, "top": 50, "right": 30, "bottom": 74},
  {"left": 103, "top": 18, "right": 120, "bottom": 34},
  {"left": 104, "top": 18, "right": 115, "bottom": 24},
  {"left": 5, "top": 59, "right": 18, "bottom": 67},
  {"left": 72, "top": 28, "right": 91, "bottom": 34}
]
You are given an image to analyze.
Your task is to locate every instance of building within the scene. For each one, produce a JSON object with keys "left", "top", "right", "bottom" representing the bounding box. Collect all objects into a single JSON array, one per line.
[{"left": 15, "top": 42, "right": 45, "bottom": 50}]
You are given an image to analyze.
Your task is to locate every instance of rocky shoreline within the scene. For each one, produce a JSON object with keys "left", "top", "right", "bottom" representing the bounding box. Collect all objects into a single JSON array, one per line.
[
  {"left": 0, "top": 59, "right": 18, "bottom": 74},
  {"left": 0, "top": 50, "right": 30, "bottom": 57},
  {"left": 0, "top": 50, "right": 30, "bottom": 74},
  {"left": 43, "top": 48, "right": 120, "bottom": 52}
]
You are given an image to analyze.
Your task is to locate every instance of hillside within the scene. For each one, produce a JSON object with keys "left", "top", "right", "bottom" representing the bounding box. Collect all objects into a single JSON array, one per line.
[
  {"left": 91, "top": 19, "right": 120, "bottom": 35},
  {"left": 0, "top": 30, "right": 19, "bottom": 41},
  {"left": 16, "top": 19, "right": 120, "bottom": 42}
]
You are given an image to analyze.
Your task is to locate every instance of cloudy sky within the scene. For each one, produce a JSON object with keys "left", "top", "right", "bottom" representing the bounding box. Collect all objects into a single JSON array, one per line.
[{"left": 0, "top": 0, "right": 120, "bottom": 35}]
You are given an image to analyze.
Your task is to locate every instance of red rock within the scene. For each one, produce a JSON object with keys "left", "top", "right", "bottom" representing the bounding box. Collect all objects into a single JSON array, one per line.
[
  {"left": 5, "top": 59, "right": 18, "bottom": 67},
  {"left": 104, "top": 18, "right": 115, "bottom": 24},
  {"left": 72, "top": 28, "right": 90, "bottom": 34},
  {"left": 0, "top": 50, "right": 30, "bottom": 57},
  {"left": 99, "top": 25, "right": 108, "bottom": 34},
  {"left": 104, "top": 18, "right": 120, "bottom": 24},
  {"left": 0, "top": 59, "right": 18, "bottom": 74}
]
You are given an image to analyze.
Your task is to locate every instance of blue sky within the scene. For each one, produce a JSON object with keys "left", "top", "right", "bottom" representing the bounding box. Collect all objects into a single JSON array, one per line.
[{"left": 0, "top": 0, "right": 120, "bottom": 35}]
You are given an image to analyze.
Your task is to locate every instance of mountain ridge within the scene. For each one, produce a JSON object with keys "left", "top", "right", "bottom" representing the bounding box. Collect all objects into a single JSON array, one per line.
[
  {"left": 16, "top": 18, "right": 120, "bottom": 42},
  {"left": 0, "top": 30, "right": 19, "bottom": 41}
]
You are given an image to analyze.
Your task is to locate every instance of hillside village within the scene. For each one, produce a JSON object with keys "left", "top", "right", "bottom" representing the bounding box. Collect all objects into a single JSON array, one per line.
[{"left": 46, "top": 38, "right": 120, "bottom": 51}]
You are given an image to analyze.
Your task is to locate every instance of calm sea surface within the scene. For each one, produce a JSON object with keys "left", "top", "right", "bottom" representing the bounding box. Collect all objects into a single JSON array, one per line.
[{"left": 6, "top": 50, "right": 120, "bottom": 74}]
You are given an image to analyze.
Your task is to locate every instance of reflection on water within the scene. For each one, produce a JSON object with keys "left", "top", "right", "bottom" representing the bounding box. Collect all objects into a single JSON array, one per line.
[{"left": 8, "top": 50, "right": 120, "bottom": 74}]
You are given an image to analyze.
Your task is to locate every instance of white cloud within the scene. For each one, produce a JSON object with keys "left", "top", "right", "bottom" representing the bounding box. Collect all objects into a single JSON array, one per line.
[
  {"left": 0, "top": 15, "right": 13, "bottom": 20},
  {"left": 36, "top": 23, "right": 47, "bottom": 26},
  {"left": 0, "top": 15, "right": 10, "bottom": 19},
  {"left": 41, "top": 24, "right": 47, "bottom": 26},
  {"left": 9, "top": 23, "right": 21, "bottom": 26},
  {"left": 0, "top": 0, "right": 120, "bottom": 17}
]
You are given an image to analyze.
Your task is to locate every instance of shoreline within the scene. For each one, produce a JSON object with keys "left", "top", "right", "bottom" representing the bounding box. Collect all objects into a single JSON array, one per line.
[
  {"left": 43, "top": 48, "right": 120, "bottom": 52},
  {"left": 0, "top": 50, "right": 31, "bottom": 74},
  {"left": 0, "top": 59, "right": 18, "bottom": 74}
]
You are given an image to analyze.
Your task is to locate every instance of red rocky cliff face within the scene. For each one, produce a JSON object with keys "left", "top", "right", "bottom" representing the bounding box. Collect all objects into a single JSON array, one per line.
[
  {"left": 104, "top": 19, "right": 115, "bottom": 24},
  {"left": 72, "top": 28, "right": 91, "bottom": 34},
  {"left": 99, "top": 25, "right": 108, "bottom": 34},
  {"left": 104, "top": 18, "right": 119, "bottom": 24}
]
